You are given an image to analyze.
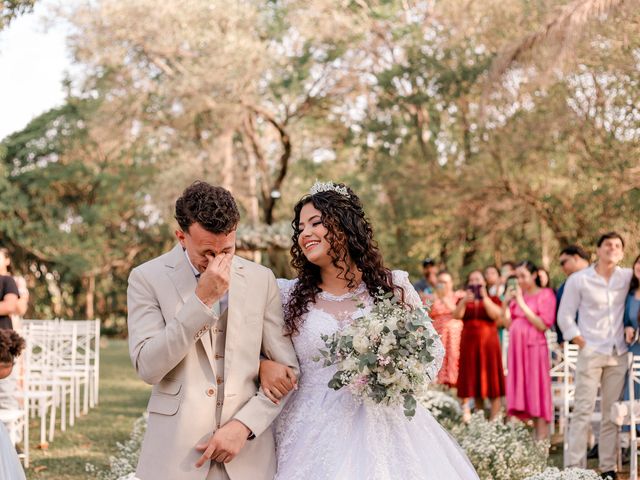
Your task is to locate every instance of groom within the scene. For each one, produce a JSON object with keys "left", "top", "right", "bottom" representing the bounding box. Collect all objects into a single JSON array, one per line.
[{"left": 127, "top": 181, "right": 299, "bottom": 480}]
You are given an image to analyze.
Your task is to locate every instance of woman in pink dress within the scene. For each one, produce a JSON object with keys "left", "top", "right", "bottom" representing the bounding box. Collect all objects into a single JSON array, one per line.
[
  {"left": 501, "top": 260, "right": 556, "bottom": 440},
  {"left": 427, "top": 271, "right": 464, "bottom": 388}
]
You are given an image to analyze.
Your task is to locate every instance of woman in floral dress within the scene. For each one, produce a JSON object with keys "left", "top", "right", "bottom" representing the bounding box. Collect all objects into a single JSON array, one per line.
[{"left": 427, "top": 271, "right": 464, "bottom": 388}]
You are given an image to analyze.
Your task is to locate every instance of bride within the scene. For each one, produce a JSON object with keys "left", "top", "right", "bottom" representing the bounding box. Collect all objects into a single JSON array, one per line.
[{"left": 260, "top": 182, "right": 479, "bottom": 480}]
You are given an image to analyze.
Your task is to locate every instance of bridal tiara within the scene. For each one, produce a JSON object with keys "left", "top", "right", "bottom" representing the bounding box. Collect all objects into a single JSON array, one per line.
[{"left": 309, "top": 181, "right": 350, "bottom": 198}]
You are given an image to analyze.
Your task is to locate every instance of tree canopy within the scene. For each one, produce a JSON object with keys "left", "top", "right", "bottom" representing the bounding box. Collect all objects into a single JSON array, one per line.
[{"left": 2, "top": 0, "right": 639, "bottom": 328}]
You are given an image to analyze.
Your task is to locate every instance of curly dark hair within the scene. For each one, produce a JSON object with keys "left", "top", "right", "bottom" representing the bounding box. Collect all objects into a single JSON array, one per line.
[
  {"left": 175, "top": 181, "right": 240, "bottom": 234},
  {"left": 629, "top": 254, "right": 640, "bottom": 295},
  {"left": 0, "top": 329, "right": 26, "bottom": 364},
  {"left": 284, "top": 183, "right": 405, "bottom": 336}
]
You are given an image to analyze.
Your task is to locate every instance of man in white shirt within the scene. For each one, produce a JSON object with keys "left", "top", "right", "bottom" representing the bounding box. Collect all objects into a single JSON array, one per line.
[{"left": 558, "top": 232, "right": 632, "bottom": 479}]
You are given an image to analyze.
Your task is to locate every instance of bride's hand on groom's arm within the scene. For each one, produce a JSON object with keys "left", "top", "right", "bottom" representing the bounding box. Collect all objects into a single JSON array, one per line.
[
  {"left": 194, "top": 420, "right": 251, "bottom": 467},
  {"left": 259, "top": 359, "right": 298, "bottom": 404}
]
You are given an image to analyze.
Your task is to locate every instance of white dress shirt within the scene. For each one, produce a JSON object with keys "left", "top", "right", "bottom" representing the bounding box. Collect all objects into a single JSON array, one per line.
[{"left": 557, "top": 264, "right": 632, "bottom": 355}]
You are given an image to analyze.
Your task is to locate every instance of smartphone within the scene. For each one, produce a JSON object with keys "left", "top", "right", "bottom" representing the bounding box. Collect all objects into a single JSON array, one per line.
[
  {"left": 468, "top": 284, "right": 482, "bottom": 300},
  {"left": 506, "top": 276, "right": 518, "bottom": 291}
]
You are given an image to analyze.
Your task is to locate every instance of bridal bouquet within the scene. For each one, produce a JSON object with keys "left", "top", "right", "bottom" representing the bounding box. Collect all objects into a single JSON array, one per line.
[{"left": 318, "top": 292, "right": 439, "bottom": 419}]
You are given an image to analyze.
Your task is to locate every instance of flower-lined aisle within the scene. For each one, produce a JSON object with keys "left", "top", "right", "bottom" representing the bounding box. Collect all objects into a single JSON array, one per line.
[{"left": 92, "top": 388, "right": 614, "bottom": 480}]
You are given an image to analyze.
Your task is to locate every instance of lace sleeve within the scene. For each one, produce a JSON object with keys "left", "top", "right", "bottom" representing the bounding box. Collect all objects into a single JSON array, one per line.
[
  {"left": 392, "top": 270, "right": 444, "bottom": 384},
  {"left": 277, "top": 278, "right": 297, "bottom": 307},
  {"left": 391, "top": 270, "right": 423, "bottom": 309}
]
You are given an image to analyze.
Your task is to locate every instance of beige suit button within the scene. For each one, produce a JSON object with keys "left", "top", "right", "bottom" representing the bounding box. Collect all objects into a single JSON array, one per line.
[{"left": 206, "top": 387, "right": 216, "bottom": 397}]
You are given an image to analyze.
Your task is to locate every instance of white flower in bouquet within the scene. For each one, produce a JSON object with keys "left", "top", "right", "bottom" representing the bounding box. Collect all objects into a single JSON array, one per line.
[
  {"left": 318, "top": 290, "right": 441, "bottom": 419},
  {"left": 352, "top": 334, "right": 370, "bottom": 354}
]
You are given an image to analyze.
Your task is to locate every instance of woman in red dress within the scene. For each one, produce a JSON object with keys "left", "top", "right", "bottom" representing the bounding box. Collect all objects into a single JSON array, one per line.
[
  {"left": 427, "top": 271, "right": 464, "bottom": 388},
  {"left": 453, "top": 270, "right": 505, "bottom": 420}
]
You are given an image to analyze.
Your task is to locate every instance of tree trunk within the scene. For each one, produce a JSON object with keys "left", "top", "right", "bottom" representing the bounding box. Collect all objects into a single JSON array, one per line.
[
  {"left": 539, "top": 219, "right": 552, "bottom": 271},
  {"left": 219, "top": 129, "right": 235, "bottom": 191},
  {"left": 245, "top": 137, "right": 260, "bottom": 226},
  {"left": 85, "top": 274, "right": 95, "bottom": 320},
  {"left": 461, "top": 229, "right": 478, "bottom": 270}
]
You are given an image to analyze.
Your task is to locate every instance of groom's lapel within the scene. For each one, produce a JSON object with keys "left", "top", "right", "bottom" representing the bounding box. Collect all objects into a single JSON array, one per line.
[
  {"left": 166, "top": 244, "right": 214, "bottom": 368},
  {"left": 224, "top": 258, "right": 246, "bottom": 390}
]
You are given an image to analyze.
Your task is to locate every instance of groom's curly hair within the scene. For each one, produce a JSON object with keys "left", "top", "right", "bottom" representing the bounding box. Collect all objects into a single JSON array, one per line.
[
  {"left": 284, "top": 183, "right": 405, "bottom": 336},
  {"left": 175, "top": 181, "right": 240, "bottom": 234}
]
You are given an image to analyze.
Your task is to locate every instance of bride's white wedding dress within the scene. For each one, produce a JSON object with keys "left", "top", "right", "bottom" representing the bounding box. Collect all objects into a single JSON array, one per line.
[
  {"left": 274, "top": 271, "right": 479, "bottom": 480},
  {"left": 0, "top": 422, "right": 26, "bottom": 480}
]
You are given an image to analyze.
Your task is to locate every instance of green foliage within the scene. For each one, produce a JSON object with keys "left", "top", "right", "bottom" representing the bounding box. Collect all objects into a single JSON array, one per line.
[
  {"left": 0, "top": 100, "right": 171, "bottom": 322},
  {"left": 3, "top": 0, "right": 640, "bottom": 324}
]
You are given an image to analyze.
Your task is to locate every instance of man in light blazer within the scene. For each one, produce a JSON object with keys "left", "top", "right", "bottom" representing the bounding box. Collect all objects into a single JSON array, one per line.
[{"left": 127, "top": 181, "right": 299, "bottom": 480}]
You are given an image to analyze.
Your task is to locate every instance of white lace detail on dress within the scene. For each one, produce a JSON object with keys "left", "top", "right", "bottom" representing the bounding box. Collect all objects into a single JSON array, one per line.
[
  {"left": 391, "top": 270, "right": 445, "bottom": 382},
  {"left": 277, "top": 278, "right": 298, "bottom": 306},
  {"left": 273, "top": 271, "right": 463, "bottom": 480}
]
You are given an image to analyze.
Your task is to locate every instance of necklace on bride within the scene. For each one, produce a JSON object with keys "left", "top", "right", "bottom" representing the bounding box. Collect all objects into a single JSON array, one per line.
[{"left": 317, "top": 281, "right": 367, "bottom": 301}]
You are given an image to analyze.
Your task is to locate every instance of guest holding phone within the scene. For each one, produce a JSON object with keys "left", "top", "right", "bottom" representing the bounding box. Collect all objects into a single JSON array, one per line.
[
  {"left": 453, "top": 270, "right": 504, "bottom": 420},
  {"left": 428, "top": 271, "right": 464, "bottom": 388},
  {"left": 501, "top": 260, "right": 556, "bottom": 441}
]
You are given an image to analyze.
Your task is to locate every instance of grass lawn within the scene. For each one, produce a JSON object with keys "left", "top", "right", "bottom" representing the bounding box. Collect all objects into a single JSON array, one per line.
[{"left": 26, "top": 338, "right": 150, "bottom": 480}]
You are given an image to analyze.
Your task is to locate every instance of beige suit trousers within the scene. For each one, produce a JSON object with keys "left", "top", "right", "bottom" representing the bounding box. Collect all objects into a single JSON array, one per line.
[
  {"left": 565, "top": 347, "right": 627, "bottom": 471},
  {"left": 207, "top": 462, "right": 230, "bottom": 480}
]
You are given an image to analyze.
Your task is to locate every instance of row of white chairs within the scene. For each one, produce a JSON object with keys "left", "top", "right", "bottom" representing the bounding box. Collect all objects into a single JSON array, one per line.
[{"left": 0, "top": 319, "right": 100, "bottom": 468}]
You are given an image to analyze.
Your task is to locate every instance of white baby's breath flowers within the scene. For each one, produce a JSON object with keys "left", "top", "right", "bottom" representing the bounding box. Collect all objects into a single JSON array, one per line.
[
  {"left": 86, "top": 415, "right": 148, "bottom": 480},
  {"left": 450, "top": 412, "right": 549, "bottom": 480},
  {"left": 525, "top": 467, "right": 602, "bottom": 480}
]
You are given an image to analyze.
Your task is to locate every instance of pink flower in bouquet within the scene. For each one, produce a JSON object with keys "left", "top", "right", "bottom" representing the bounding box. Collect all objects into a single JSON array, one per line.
[{"left": 377, "top": 355, "right": 392, "bottom": 366}]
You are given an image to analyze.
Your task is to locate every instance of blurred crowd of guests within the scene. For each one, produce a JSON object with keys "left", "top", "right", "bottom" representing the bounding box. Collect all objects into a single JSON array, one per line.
[{"left": 414, "top": 232, "right": 639, "bottom": 479}]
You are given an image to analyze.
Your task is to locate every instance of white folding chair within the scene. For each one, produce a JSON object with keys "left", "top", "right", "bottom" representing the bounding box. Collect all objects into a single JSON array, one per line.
[
  {"left": 19, "top": 322, "right": 70, "bottom": 444},
  {"left": 611, "top": 353, "right": 640, "bottom": 479},
  {"left": 70, "top": 320, "right": 99, "bottom": 413},
  {"left": 561, "top": 343, "right": 580, "bottom": 463},
  {"left": 501, "top": 329, "right": 509, "bottom": 375},
  {"left": 90, "top": 319, "right": 101, "bottom": 407},
  {"left": 549, "top": 339, "right": 567, "bottom": 435}
]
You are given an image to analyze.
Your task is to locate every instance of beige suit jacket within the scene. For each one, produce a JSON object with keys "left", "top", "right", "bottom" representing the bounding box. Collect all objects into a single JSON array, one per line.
[{"left": 127, "top": 245, "right": 299, "bottom": 480}]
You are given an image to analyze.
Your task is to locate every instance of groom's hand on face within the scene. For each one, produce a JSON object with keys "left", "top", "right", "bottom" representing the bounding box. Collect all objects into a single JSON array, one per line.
[
  {"left": 196, "top": 253, "right": 232, "bottom": 308},
  {"left": 195, "top": 420, "right": 251, "bottom": 467}
]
